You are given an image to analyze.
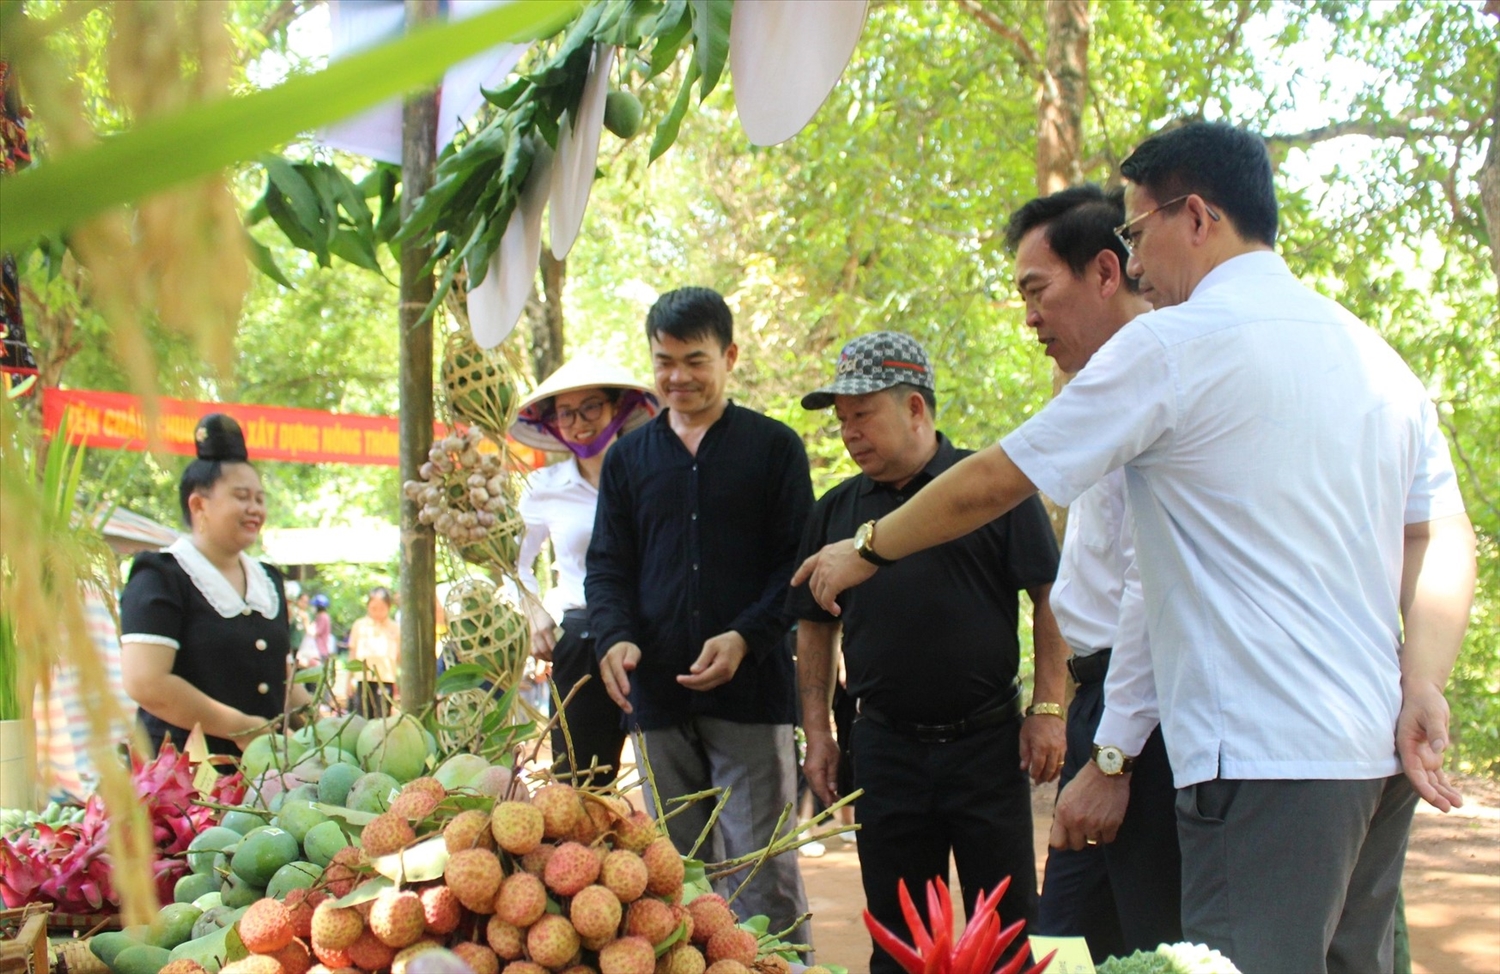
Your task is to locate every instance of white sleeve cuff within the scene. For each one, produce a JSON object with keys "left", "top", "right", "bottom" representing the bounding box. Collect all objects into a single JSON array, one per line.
[
  {"left": 120, "top": 633, "right": 180, "bottom": 650},
  {"left": 1094, "top": 708, "right": 1157, "bottom": 757}
]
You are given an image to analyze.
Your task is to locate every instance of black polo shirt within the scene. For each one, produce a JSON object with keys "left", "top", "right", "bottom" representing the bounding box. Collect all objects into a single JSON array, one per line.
[
  {"left": 787, "top": 434, "right": 1059, "bottom": 725},
  {"left": 587, "top": 402, "right": 813, "bottom": 730}
]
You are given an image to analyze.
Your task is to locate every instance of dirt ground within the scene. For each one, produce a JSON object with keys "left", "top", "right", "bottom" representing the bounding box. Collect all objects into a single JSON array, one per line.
[{"left": 797, "top": 773, "right": 1500, "bottom": 974}]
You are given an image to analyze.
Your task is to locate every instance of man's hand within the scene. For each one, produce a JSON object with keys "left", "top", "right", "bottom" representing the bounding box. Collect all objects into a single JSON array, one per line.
[
  {"left": 524, "top": 599, "right": 558, "bottom": 662},
  {"left": 1049, "top": 762, "right": 1131, "bottom": 850},
  {"left": 802, "top": 728, "right": 842, "bottom": 806},
  {"left": 600, "top": 642, "right": 641, "bottom": 713},
  {"left": 678, "top": 631, "right": 748, "bottom": 692},
  {"left": 1397, "top": 678, "right": 1464, "bottom": 812},
  {"left": 791, "top": 539, "right": 878, "bottom": 616},
  {"left": 1019, "top": 714, "right": 1066, "bottom": 784}
]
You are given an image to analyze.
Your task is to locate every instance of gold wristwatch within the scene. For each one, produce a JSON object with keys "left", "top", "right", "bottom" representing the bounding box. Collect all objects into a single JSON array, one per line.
[
  {"left": 1091, "top": 744, "right": 1136, "bottom": 776},
  {"left": 854, "top": 519, "right": 896, "bottom": 566}
]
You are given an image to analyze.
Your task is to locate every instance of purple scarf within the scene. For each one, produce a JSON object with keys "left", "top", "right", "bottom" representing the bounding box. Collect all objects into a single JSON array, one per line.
[{"left": 530, "top": 389, "right": 653, "bottom": 459}]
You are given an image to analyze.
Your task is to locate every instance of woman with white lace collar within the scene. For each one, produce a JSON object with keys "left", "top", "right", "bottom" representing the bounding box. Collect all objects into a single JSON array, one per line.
[{"left": 120, "top": 413, "right": 311, "bottom": 756}]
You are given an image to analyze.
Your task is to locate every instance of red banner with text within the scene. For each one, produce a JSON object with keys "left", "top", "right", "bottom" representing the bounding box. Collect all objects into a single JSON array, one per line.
[{"left": 41, "top": 389, "right": 544, "bottom": 468}]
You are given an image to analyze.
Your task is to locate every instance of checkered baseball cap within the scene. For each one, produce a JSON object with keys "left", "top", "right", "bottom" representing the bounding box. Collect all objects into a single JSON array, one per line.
[{"left": 801, "top": 332, "right": 935, "bottom": 409}]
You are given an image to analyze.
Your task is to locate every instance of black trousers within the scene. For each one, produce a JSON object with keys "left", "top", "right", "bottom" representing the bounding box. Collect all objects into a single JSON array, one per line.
[
  {"left": 851, "top": 713, "right": 1036, "bottom": 974},
  {"left": 1037, "top": 678, "right": 1182, "bottom": 961},
  {"left": 548, "top": 610, "right": 627, "bottom": 786}
]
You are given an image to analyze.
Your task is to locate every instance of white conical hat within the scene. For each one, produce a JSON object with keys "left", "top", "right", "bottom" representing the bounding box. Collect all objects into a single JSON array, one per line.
[{"left": 510, "top": 357, "right": 659, "bottom": 452}]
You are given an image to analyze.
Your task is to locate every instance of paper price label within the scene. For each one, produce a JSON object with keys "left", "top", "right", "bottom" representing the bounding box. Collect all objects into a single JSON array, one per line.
[{"left": 1028, "top": 936, "right": 1097, "bottom": 974}]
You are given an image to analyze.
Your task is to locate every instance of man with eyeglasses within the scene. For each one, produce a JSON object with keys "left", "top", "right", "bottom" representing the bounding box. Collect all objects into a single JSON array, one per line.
[{"left": 794, "top": 122, "right": 1475, "bottom": 973}]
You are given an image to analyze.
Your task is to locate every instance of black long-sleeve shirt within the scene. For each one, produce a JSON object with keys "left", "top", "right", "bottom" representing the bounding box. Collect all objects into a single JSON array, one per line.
[{"left": 586, "top": 402, "right": 813, "bottom": 729}]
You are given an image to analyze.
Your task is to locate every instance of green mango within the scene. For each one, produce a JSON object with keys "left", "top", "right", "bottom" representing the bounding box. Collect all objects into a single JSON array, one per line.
[
  {"left": 111, "top": 943, "right": 173, "bottom": 974},
  {"left": 88, "top": 929, "right": 147, "bottom": 968},
  {"left": 147, "top": 903, "right": 202, "bottom": 949}
]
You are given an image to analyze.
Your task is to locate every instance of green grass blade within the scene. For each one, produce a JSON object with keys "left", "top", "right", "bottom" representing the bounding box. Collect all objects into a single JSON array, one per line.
[{"left": 0, "top": 0, "right": 578, "bottom": 250}]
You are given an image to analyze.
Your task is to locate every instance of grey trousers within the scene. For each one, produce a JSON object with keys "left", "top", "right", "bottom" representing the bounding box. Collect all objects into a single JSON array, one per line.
[
  {"left": 1177, "top": 774, "right": 1418, "bottom": 974},
  {"left": 641, "top": 718, "right": 811, "bottom": 950}
]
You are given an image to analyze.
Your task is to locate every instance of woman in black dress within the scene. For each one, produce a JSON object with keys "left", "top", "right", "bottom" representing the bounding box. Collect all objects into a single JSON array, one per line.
[{"left": 120, "top": 414, "right": 311, "bottom": 756}]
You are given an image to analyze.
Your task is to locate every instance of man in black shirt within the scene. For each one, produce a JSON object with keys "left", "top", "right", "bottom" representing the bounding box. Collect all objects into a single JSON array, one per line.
[
  {"left": 787, "top": 332, "right": 1067, "bottom": 973},
  {"left": 587, "top": 287, "right": 814, "bottom": 942}
]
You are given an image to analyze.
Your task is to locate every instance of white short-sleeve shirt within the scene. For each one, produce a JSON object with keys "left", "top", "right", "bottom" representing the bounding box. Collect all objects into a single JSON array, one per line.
[
  {"left": 517, "top": 459, "right": 598, "bottom": 619},
  {"left": 1003, "top": 251, "right": 1466, "bottom": 787}
]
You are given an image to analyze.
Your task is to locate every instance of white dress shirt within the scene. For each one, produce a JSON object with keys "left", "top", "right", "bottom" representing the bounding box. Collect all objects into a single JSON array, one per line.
[
  {"left": 1003, "top": 251, "right": 1466, "bottom": 787},
  {"left": 517, "top": 458, "right": 598, "bottom": 619}
]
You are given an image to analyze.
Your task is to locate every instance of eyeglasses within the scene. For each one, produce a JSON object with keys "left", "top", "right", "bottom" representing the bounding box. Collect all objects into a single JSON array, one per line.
[
  {"left": 1113, "top": 194, "right": 1221, "bottom": 255},
  {"left": 546, "top": 398, "right": 608, "bottom": 427}
]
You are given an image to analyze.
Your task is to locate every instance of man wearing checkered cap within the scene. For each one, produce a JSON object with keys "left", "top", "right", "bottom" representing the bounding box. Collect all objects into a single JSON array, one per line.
[{"left": 787, "top": 331, "right": 1068, "bottom": 972}]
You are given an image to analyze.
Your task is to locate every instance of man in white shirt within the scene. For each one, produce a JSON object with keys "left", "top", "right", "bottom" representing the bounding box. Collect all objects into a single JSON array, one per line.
[
  {"left": 795, "top": 122, "right": 1477, "bottom": 973},
  {"left": 1004, "top": 185, "right": 1182, "bottom": 960}
]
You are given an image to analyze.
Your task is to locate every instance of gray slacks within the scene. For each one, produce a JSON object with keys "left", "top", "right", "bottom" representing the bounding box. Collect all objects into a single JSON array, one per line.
[
  {"left": 1177, "top": 774, "right": 1418, "bottom": 974},
  {"left": 641, "top": 718, "right": 811, "bottom": 950}
]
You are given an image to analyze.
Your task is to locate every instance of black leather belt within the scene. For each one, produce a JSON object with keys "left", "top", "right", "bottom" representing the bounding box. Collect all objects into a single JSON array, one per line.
[
  {"left": 1067, "top": 648, "right": 1112, "bottom": 685},
  {"left": 857, "top": 683, "right": 1022, "bottom": 744}
]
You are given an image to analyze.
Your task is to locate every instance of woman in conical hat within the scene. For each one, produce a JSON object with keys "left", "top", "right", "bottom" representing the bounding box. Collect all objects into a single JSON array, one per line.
[{"left": 511, "top": 357, "right": 657, "bottom": 784}]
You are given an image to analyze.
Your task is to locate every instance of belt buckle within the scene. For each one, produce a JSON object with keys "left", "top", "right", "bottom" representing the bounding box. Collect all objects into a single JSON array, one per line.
[{"left": 914, "top": 722, "right": 963, "bottom": 745}]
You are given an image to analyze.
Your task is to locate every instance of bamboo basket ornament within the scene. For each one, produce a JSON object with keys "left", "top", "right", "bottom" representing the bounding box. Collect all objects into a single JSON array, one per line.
[
  {"left": 443, "top": 579, "right": 529, "bottom": 674},
  {"left": 440, "top": 330, "right": 522, "bottom": 439}
]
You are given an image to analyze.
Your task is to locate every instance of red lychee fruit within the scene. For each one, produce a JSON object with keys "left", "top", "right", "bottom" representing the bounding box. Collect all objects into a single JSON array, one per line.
[
  {"left": 485, "top": 916, "right": 524, "bottom": 960},
  {"left": 705, "top": 928, "right": 756, "bottom": 967},
  {"left": 310, "top": 901, "right": 363, "bottom": 952},
  {"left": 267, "top": 938, "right": 312, "bottom": 974},
  {"left": 311, "top": 940, "right": 352, "bottom": 969},
  {"left": 598, "top": 936, "right": 657, "bottom": 974},
  {"left": 240, "top": 897, "right": 295, "bottom": 954},
  {"left": 390, "top": 777, "right": 445, "bottom": 820},
  {"left": 528, "top": 914, "right": 582, "bottom": 970},
  {"left": 521, "top": 842, "right": 557, "bottom": 877},
  {"left": 345, "top": 928, "right": 396, "bottom": 972},
  {"left": 322, "top": 846, "right": 365, "bottom": 898},
  {"left": 569, "top": 885, "right": 623, "bottom": 941},
  {"left": 491, "top": 800, "right": 546, "bottom": 855},
  {"left": 391, "top": 940, "right": 444, "bottom": 974},
  {"left": 641, "top": 838, "right": 684, "bottom": 898},
  {"left": 600, "top": 850, "right": 649, "bottom": 904},
  {"left": 703, "top": 962, "right": 750, "bottom": 974},
  {"left": 419, "top": 883, "right": 462, "bottom": 935},
  {"left": 369, "top": 888, "right": 426, "bottom": 948},
  {"left": 545, "top": 841, "right": 602, "bottom": 897},
  {"left": 451, "top": 942, "right": 502, "bottom": 974},
  {"left": 159, "top": 962, "right": 209, "bottom": 974},
  {"left": 613, "top": 812, "right": 658, "bottom": 853},
  {"left": 361, "top": 811, "right": 416, "bottom": 857},
  {"left": 656, "top": 943, "right": 707, "bottom": 974},
  {"left": 445, "top": 847, "right": 504, "bottom": 913},
  {"left": 532, "top": 784, "right": 585, "bottom": 840},
  {"left": 502, "top": 963, "right": 550, "bottom": 974},
  {"left": 686, "top": 895, "right": 735, "bottom": 946},
  {"left": 281, "top": 889, "right": 322, "bottom": 941},
  {"left": 625, "top": 898, "right": 677, "bottom": 946},
  {"left": 670, "top": 904, "right": 694, "bottom": 945},
  {"left": 445, "top": 807, "right": 497, "bottom": 852},
  {"left": 494, "top": 870, "right": 548, "bottom": 928}
]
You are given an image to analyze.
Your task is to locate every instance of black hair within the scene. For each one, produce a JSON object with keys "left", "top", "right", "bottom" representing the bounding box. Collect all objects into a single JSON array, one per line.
[
  {"left": 885, "top": 382, "right": 937, "bottom": 415},
  {"left": 645, "top": 287, "right": 734, "bottom": 350},
  {"left": 368, "top": 587, "right": 393, "bottom": 605},
  {"left": 1003, "top": 184, "right": 1140, "bottom": 294},
  {"left": 178, "top": 413, "right": 254, "bottom": 525},
  {"left": 1119, "top": 121, "right": 1278, "bottom": 246}
]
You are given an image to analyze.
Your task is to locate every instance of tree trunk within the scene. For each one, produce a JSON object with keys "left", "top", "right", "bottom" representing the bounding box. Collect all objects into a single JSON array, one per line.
[
  {"left": 1036, "top": 0, "right": 1088, "bottom": 197},
  {"left": 397, "top": 0, "right": 439, "bottom": 713},
  {"left": 527, "top": 251, "right": 566, "bottom": 382},
  {"left": 1036, "top": 0, "right": 1090, "bottom": 542},
  {"left": 1478, "top": 51, "right": 1500, "bottom": 291}
]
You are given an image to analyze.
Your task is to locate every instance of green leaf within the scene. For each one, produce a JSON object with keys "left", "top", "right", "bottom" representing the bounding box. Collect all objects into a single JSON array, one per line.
[
  {"left": 741, "top": 915, "right": 771, "bottom": 936},
  {"left": 434, "top": 662, "right": 495, "bottom": 694},
  {"left": 313, "top": 803, "right": 379, "bottom": 828},
  {"left": 330, "top": 228, "right": 385, "bottom": 273},
  {"left": 264, "top": 184, "right": 328, "bottom": 266},
  {"left": 482, "top": 77, "right": 531, "bottom": 110},
  {"left": 0, "top": 0, "right": 579, "bottom": 249},
  {"left": 370, "top": 836, "right": 450, "bottom": 882},
  {"left": 650, "top": 60, "right": 699, "bottom": 163},
  {"left": 262, "top": 156, "right": 327, "bottom": 243},
  {"left": 689, "top": 0, "right": 732, "bottom": 100},
  {"left": 331, "top": 876, "right": 393, "bottom": 908},
  {"left": 654, "top": 919, "right": 689, "bottom": 957},
  {"left": 648, "top": 3, "right": 693, "bottom": 79}
]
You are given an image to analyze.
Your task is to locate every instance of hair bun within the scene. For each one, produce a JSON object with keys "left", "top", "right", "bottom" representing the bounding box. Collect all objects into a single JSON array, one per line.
[{"left": 195, "top": 413, "right": 249, "bottom": 462}]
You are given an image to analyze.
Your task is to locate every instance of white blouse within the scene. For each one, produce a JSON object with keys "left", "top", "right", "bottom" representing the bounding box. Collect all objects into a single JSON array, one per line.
[{"left": 517, "top": 459, "right": 598, "bottom": 619}]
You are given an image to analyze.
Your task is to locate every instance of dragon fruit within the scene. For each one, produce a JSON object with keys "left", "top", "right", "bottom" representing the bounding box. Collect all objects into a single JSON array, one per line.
[{"left": 0, "top": 742, "right": 245, "bottom": 913}]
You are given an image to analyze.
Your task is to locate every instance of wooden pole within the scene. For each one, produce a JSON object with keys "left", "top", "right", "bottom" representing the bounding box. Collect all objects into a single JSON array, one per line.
[{"left": 398, "top": 0, "right": 439, "bottom": 714}]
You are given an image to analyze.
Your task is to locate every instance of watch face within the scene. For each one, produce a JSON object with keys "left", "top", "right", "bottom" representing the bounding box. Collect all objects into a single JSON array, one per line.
[
  {"left": 855, "top": 522, "right": 873, "bottom": 551},
  {"left": 1096, "top": 746, "right": 1125, "bottom": 775}
]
